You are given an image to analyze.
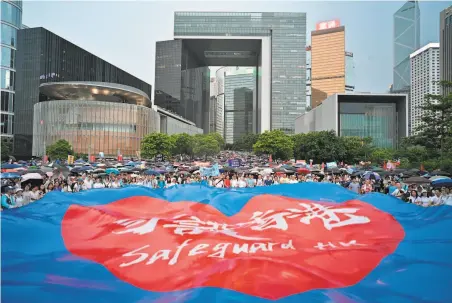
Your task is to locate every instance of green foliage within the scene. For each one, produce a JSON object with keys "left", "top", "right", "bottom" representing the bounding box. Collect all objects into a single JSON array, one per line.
[
  {"left": 46, "top": 139, "right": 74, "bottom": 161},
  {"left": 340, "top": 136, "right": 373, "bottom": 164},
  {"left": 141, "top": 132, "right": 174, "bottom": 159},
  {"left": 74, "top": 153, "right": 88, "bottom": 160},
  {"left": 414, "top": 81, "right": 452, "bottom": 157},
  {"left": 232, "top": 133, "right": 261, "bottom": 151},
  {"left": 398, "top": 81, "right": 452, "bottom": 171},
  {"left": 170, "top": 133, "right": 194, "bottom": 156},
  {"left": 292, "top": 131, "right": 345, "bottom": 163},
  {"left": 253, "top": 130, "right": 294, "bottom": 160},
  {"left": 369, "top": 148, "right": 394, "bottom": 165},
  {"left": 206, "top": 132, "right": 225, "bottom": 149},
  {"left": 1, "top": 140, "right": 12, "bottom": 159},
  {"left": 193, "top": 135, "right": 220, "bottom": 158}
]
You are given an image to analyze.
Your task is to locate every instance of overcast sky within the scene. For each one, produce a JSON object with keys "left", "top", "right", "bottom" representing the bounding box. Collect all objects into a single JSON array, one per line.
[{"left": 23, "top": 1, "right": 451, "bottom": 93}]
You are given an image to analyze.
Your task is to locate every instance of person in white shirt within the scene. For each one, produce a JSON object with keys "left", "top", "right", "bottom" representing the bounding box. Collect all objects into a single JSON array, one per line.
[
  {"left": 84, "top": 176, "right": 93, "bottom": 190},
  {"left": 92, "top": 178, "right": 105, "bottom": 189},
  {"left": 408, "top": 190, "right": 421, "bottom": 204},
  {"left": 213, "top": 177, "right": 224, "bottom": 188},
  {"left": 256, "top": 175, "right": 264, "bottom": 186},
  {"left": 29, "top": 186, "right": 41, "bottom": 201},
  {"left": 419, "top": 191, "right": 431, "bottom": 207},
  {"left": 238, "top": 177, "right": 247, "bottom": 188},
  {"left": 431, "top": 190, "right": 443, "bottom": 205},
  {"left": 167, "top": 178, "right": 177, "bottom": 188},
  {"left": 230, "top": 176, "right": 238, "bottom": 188}
]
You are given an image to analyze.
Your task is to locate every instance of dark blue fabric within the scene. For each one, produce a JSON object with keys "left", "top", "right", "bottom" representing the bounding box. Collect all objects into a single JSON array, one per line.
[{"left": 2, "top": 183, "right": 451, "bottom": 303}]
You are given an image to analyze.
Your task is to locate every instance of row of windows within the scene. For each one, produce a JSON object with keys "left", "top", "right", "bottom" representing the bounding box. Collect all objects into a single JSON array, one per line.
[
  {"left": 0, "top": 69, "right": 15, "bottom": 90},
  {"left": 1, "top": 112, "right": 13, "bottom": 135},
  {"left": 1, "top": 1, "right": 21, "bottom": 28},
  {"left": 1, "top": 23, "right": 17, "bottom": 47},
  {"left": 1, "top": 46, "right": 15, "bottom": 68},
  {"left": 1, "top": 91, "right": 14, "bottom": 112}
]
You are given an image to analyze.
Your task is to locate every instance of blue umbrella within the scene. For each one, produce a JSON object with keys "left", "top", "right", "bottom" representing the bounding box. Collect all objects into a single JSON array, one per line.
[
  {"left": 126, "top": 161, "right": 137, "bottom": 166},
  {"left": 1, "top": 163, "right": 23, "bottom": 169},
  {"left": 363, "top": 171, "right": 381, "bottom": 180},
  {"left": 432, "top": 179, "right": 452, "bottom": 188},
  {"left": 105, "top": 168, "right": 120, "bottom": 175},
  {"left": 1, "top": 172, "right": 21, "bottom": 179},
  {"left": 144, "top": 170, "right": 158, "bottom": 176}
]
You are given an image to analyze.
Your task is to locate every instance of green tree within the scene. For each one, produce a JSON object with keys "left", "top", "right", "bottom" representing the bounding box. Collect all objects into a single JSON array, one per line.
[
  {"left": 340, "top": 136, "right": 374, "bottom": 164},
  {"left": 369, "top": 148, "right": 394, "bottom": 165},
  {"left": 1, "top": 140, "right": 12, "bottom": 160},
  {"left": 170, "top": 133, "right": 194, "bottom": 156},
  {"left": 206, "top": 132, "right": 225, "bottom": 150},
  {"left": 253, "top": 130, "right": 294, "bottom": 160},
  {"left": 396, "top": 145, "right": 429, "bottom": 165},
  {"left": 193, "top": 135, "right": 220, "bottom": 158},
  {"left": 233, "top": 133, "right": 260, "bottom": 151},
  {"left": 414, "top": 81, "right": 452, "bottom": 167},
  {"left": 141, "top": 132, "right": 174, "bottom": 159},
  {"left": 46, "top": 139, "right": 74, "bottom": 160},
  {"left": 292, "top": 131, "right": 345, "bottom": 163}
]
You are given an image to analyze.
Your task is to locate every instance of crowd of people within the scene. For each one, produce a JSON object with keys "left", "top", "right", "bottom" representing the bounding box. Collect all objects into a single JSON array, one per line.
[{"left": 2, "top": 164, "right": 451, "bottom": 210}]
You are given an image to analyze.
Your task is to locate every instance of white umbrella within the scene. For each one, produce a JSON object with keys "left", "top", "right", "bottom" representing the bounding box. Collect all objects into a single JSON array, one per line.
[{"left": 21, "top": 173, "right": 43, "bottom": 182}]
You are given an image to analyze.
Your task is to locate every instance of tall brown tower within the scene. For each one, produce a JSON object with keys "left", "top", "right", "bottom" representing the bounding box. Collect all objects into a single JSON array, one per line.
[{"left": 311, "top": 20, "right": 346, "bottom": 108}]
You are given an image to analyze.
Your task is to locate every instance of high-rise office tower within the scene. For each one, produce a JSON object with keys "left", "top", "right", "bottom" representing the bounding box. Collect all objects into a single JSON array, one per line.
[
  {"left": 311, "top": 20, "right": 346, "bottom": 108},
  {"left": 410, "top": 43, "right": 440, "bottom": 135},
  {"left": 155, "top": 12, "right": 306, "bottom": 134},
  {"left": 393, "top": 1, "right": 420, "bottom": 92},
  {"left": 440, "top": 6, "right": 452, "bottom": 96},
  {"left": 224, "top": 72, "right": 255, "bottom": 144},
  {"left": 1, "top": 0, "right": 22, "bottom": 146},
  {"left": 14, "top": 27, "right": 152, "bottom": 157}
]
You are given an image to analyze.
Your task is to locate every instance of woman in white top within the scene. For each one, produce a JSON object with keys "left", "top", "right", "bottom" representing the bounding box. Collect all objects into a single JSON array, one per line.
[
  {"left": 230, "top": 176, "right": 238, "bottom": 188},
  {"left": 256, "top": 175, "right": 264, "bottom": 186},
  {"left": 238, "top": 177, "right": 247, "bottom": 188},
  {"left": 419, "top": 191, "right": 431, "bottom": 207},
  {"left": 408, "top": 190, "right": 421, "bottom": 204},
  {"left": 93, "top": 178, "right": 106, "bottom": 189}
]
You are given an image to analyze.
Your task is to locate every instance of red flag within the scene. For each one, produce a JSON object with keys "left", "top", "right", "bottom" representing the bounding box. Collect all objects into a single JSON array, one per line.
[
  {"left": 321, "top": 162, "right": 325, "bottom": 170},
  {"left": 269, "top": 155, "right": 273, "bottom": 163},
  {"left": 383, "top": 161, "right": 387, "bottom": 171},
  {"left": 420, "top": 163, "right": 425, "bottom": 171}
]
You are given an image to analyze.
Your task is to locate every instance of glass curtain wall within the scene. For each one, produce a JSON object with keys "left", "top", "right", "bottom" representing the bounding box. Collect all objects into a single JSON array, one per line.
[
  {"left": 33, "top": 101, "right": 160, "bottom": 157},
  {"left": 1, "top": 0, "right": 22, "bottom": 143},
  {"left": 339, "top": 102, "right": 397, "bottom": 148}
]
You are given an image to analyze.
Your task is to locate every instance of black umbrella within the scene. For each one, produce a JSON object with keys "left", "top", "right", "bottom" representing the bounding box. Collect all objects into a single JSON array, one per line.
[
  {"left": 431, "top": 170, "right": 451, "bottom": 177},
  {"left": 403, "top": 176, "right": 431, "bottom": 184}
]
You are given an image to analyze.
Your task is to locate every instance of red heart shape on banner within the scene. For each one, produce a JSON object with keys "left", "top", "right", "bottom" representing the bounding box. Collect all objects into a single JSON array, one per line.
[{"left": 62, "top": 195, "right": 404, "bottom": 300}]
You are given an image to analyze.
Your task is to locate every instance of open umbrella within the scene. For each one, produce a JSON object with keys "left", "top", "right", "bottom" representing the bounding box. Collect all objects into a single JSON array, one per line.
[
  {"left": 144, "top": 169, "right": 159, "bottom": 176},
  {"left": 430, "top": 170, "right": 451, "bottom": 177},
  {"left": 431, "top": 178, "right": 452, "bottom": 188},
  {"left": 105, "top": 168, "right": 120, "bottom": 175},
  {"left": 297, "top": 167, "right": 310, "bottom": 175},
  {"left": 404, "top": 176, "right": 431, "bottom": 185},
  {"left": 1, "top": 163, "right": 23, "bottom": 169},
  {"left": 363, "top": 171, "right": 381, "bottom": 180},
  {"left": 21, "top": 173, "right": 43, "bottom": 182},
  {"left": 0, "top": 172, "right": 21, "bottom": 179}
]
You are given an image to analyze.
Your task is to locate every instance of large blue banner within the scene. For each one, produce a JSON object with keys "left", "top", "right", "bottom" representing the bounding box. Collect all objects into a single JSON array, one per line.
[{"left": 2, "top": 183, "right": 451, "bottom": 303}]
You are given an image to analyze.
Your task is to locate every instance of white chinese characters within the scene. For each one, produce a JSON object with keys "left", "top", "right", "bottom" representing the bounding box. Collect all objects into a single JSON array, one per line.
[{"left": 112, "top": 202, "right": 371, "bottom": 239}]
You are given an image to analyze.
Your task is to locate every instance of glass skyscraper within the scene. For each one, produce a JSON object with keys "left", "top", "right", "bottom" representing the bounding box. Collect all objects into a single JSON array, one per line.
[
  {"left": 155, "top": 12, "right": 306, "bottom": 134},
  {"left": 224, "top": 72, "right": 255, "bottom": 144},
  {"left": 393, "top": 1, "right": 420, "bottom": 91},
  {"left": 1, "top": 0, "right": 22, "bottom": 145}
]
